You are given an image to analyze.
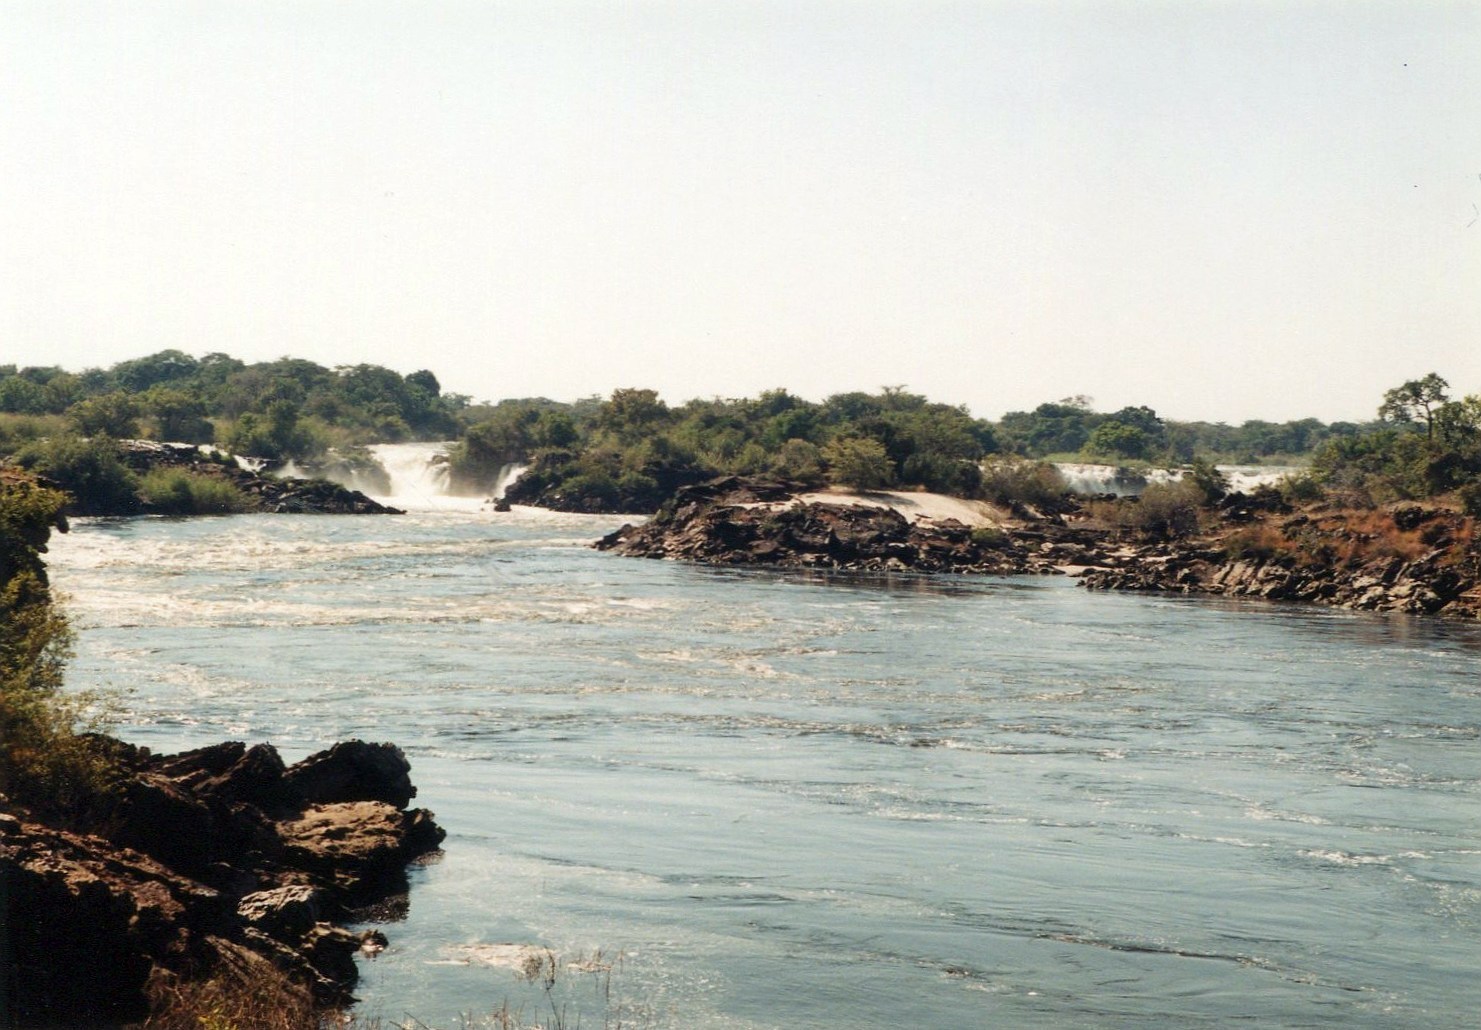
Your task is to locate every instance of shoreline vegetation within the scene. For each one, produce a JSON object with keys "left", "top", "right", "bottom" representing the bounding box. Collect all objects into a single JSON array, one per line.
[{"left": 4, "top": 359, "right": 1481, "bottom": 1022}]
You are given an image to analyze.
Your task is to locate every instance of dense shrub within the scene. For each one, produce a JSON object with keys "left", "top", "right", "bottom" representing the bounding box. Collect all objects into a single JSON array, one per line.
[
  {"left": 138, "top": 469, "right": 256, "bottom": 515},
  {"left": 1220, "top": 524, "right": 1287, "bottom": 561},
  {"left": 1277, "top": 472, "right": 1325, "bottom": 504},
  {"left": 1184, "top": 458, "right": 1229, "bottom": 503},
  {"left": 0, "top": 474, "right": 116, "bottom": 812},
  {"left": 14, "top": 434, "right": 142, "bottom": 515},
  {"left": 979, "top": 458, "right": 1067, "bottom": 509},
  {"left": 1092, "top": 481, "right": 1204, "bottom": 540},
  {"left": 822, "top": 436, "right": 895, "bottom": 490},
  {"left": 1459, "top": 480, "right": 1481, "bottom": 518},
  {"left": 0, "top": 413, "right": 69, "bottom": 456}
]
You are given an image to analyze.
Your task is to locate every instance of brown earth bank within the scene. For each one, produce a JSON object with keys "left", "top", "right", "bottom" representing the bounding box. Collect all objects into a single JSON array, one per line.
[
  {"left": 0, "top": 738, "right": 444, "bottom": 1027},
  {"left": 595, "top": 477, "right": 1481, "bottom": 619}
]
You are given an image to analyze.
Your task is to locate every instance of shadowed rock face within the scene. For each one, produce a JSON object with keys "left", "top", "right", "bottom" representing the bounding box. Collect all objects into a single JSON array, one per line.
[{"left": 0, "top": 738, "right": 445, "bottom": 1027}]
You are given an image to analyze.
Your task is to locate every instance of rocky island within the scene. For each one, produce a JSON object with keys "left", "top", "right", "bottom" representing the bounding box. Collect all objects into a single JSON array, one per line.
[
  {"left": 110, "top": 441, "right": 403, "bottom": 517},
  {"left": 596, "top": 476, "right": 1078, "bottom": 574},
  {"left": 596, "top": 476, "right": 1481, "bottom": 620}
]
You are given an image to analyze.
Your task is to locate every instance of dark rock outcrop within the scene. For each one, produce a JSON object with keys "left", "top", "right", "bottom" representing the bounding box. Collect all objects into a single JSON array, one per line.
[
  {"left": 1, "top": 738, "right": 444, "bottom": 1026},
  {"left": 594, "top": 476, "right": 1481, "bottom": 620},
  {"left": 596, "top": 476, "right": 1065, "bottom": 575}
]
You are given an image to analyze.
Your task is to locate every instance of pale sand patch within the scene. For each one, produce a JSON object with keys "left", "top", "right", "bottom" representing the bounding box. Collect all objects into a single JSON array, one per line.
[{"left": 791, "top": 490, "right": 1007, "bottom": 528}]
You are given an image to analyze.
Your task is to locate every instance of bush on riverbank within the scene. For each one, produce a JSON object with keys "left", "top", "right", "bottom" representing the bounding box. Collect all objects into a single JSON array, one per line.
[
  {"left": 0, "top": 472, "right": 117, "bottom": 813},
  {"left": 1305, "top": 374, "right": 1481, "bottom": 508},
  {"left": 978, "top": 458, "right": 1069, "bottom": 510},
  {"left": 138, "top": 467, "right": 258, "bottom": 515},
  {"left": 13, "top": 434, "right": 143, "bottom": 515},
  {"left": 1089, "top": 481, "right": 1205, "bottom": 541}
]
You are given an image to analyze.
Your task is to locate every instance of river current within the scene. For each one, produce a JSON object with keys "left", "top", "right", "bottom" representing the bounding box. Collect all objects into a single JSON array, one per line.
[{"left": 45, "top": 497, "right": 1481, "bottom": 1028}]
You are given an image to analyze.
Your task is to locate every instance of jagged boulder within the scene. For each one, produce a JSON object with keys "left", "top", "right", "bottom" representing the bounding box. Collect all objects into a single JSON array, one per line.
[
  {"left": 0, "top": 812, "right": 232, "bottom": 1025},
  {"left": 1, "top": 737, "right": 445, "bottom": 1023},
  {"left": 283, "top": 740, "right": 417, "bottom": 809}
]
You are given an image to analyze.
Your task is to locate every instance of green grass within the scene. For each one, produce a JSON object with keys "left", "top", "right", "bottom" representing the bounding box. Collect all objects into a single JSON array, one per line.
[{"left": 138, "top": 468, "right": 257, "bottom": 515}]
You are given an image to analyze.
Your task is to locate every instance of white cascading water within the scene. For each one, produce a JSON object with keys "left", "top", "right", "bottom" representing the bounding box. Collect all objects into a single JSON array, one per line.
[
  {"left": 1051, "top": 462, "right": 1301, "bottom": 497},
  {"left": 366, "top": 442, "right": 466, "bottom": 511},
  {"left": 491, "top": 461, "right": 526, "bottom": 501},
  {"left": 366, "top": 443, "right": 525, "bottom": 512}
]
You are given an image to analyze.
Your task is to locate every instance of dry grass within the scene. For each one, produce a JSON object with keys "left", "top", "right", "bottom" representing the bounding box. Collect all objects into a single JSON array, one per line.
[
  {"left": 140, "top": 961, "right": 321, "bottom": 1030},
  {"left": 137, "top": 936, "right": 651, "bottom": 1030},
  {"left": 1333, "top": 509, "right": 1430, "bottom": 564},
  {"left": 1218, "top": 523, "right": 1292, "bottom": 562}
]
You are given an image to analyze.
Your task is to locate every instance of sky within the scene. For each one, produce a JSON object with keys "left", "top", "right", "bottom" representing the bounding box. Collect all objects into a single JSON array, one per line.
[{"left": 2, "top": 1, "right": 1478, "bottom": 424}]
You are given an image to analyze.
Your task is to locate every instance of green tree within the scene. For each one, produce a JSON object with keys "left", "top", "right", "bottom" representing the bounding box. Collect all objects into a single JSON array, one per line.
[
  {"left": 67, "top": 391, "right": 141, "bottom": 438},
  {"left": 141, "top": 386, "right": 214, "bottom": 444},
  {"left": 15, "top": 436, "right": 142, "bottom": 515},
  {"left": 1084, "top": 420, "right": 1150, "bottom": 460},
  {"left": 109, "top": 349, "right": 200, "bottom": 392},
  {"left": 823, "top": 436, "right": 895, "bottom": 490},
  {"left": 596, "top": 388, "right": 670, "bottom": 444},
  {"left": 0, "top": 376, "right": 49, "bottom": 415},
  {"left": 1379, "top": 373, "right": 1450, "bottom": 440}
]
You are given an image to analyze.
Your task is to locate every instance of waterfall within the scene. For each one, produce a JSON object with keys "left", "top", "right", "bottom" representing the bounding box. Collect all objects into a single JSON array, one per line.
[
  {"left": 365, "top": 442, "right": 470, "bottom": 510},
  {"left": 1050, "top": 462, "right": 1302, "bottom": 497},
  {"left": 1220, "top": 465, "right": 1303, "bottom": 493},
  {"left": 250, "top": 442, "right": 524, "bottom": 512},
  {"left": 372, "top": 442, "right": 451, "bottom": 496},
  {"left": 491, "top": 462, "right": 527, "bottom": 501},
  {"left": 1052, "top": 463, "right": 1177, "bottom": 497}
]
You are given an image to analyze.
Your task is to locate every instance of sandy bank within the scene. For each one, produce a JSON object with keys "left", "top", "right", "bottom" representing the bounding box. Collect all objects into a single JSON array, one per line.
[{"left": 778, "top": 490, "right": 1007, "bottom": 528}]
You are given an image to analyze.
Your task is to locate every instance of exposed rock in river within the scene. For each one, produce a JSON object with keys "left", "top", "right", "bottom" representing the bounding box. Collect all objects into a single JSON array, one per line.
[
  {"left": 595, "top": 477, "right": 1481, "bottom": 619},
  {"left": 596, "top": 476, "right": 1071, "bottom": 574},
  {"left": 1, "top": 738, "right": 444, "bottom": 1026}
]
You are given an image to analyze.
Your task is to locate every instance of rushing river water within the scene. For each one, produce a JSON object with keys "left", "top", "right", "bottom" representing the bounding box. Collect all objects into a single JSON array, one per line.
[{"left": 45, "top": 500, "right": 1481, "bottom": 1029}]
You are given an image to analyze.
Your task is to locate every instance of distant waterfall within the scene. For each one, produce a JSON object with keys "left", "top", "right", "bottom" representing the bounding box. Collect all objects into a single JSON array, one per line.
[
  {"left": 1052, "top": 463, "right": 1175, "bottom": 497},
  {"left": 366, "top": 442, "right": 463, "bottom": 509},
  {"left": 491, "top": 462, "right": 526, "bottom": 501},
  {"left": 1051, "top": 462, "right": 1301, "bottom": 497},
  {"left": 372, "top": 442, "right": 451, "bottom": 496}
]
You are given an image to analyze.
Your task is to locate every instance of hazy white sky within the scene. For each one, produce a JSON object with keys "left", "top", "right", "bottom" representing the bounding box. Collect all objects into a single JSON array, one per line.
[{"left": 3, "top": 1, "right": 1478, "bottom": 423}]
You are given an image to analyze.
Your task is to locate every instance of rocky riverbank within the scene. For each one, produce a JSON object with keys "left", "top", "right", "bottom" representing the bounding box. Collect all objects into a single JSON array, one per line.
[
  {"left": 117, "top": 441, "right": 401, "bottom": 515},
  {"left": 1, "top": 738, "right": 444, "bottom": 1027},
  {"left": 1080, "top": 502, "right": 1481, "bottom": 618},
  {"left": 595, "top": 476, "right": 1481, "bottom": 619}
]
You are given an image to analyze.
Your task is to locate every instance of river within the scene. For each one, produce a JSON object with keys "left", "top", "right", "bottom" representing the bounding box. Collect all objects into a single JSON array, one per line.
[{"left": 45, "top": 488, "right": 1481, "bottom": 1028}]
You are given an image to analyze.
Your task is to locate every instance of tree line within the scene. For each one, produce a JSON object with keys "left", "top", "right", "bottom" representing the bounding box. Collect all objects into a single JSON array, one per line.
[{"left": 2, "top": 350, "right": 1475, "bottom": 514}]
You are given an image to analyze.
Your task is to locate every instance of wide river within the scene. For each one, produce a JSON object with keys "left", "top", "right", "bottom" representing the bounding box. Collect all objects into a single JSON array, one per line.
[{"left": 46, "top": 498, "right": 1481, "bottom": 1029}]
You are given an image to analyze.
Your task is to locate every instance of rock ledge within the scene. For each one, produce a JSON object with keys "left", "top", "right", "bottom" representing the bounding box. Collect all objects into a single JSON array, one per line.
[{"left": 1, "top": 738, "right": 444, "bottom": 1026}]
